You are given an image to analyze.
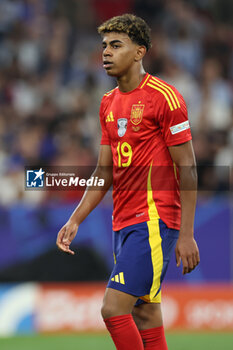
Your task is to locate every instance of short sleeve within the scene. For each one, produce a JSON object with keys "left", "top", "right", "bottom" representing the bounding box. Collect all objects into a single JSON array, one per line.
[
  {"left": 158, "top": 91, "right": 192, "bottom": 146},
  {"left": 99, "top": 98, "right": 111, "bottom": 145}
]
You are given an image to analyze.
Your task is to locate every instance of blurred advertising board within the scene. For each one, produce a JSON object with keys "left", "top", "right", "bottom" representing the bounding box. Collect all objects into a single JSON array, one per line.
[
  {"left": 162, "top": 284, "right": 233, "bottom": 330},
  {"left": 0, "top": 283, "right": 233, "bottom": 335},
  {"left": 36, "top": 283, "right": 105, "bottom": 332}
]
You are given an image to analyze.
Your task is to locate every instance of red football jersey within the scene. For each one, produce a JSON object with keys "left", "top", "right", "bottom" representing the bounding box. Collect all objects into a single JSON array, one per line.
[{"left": 100, "top": 73, "right": 192, "bottom": 231}]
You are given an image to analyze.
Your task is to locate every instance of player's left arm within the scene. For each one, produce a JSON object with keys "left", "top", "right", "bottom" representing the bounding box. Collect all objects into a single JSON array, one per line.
[{"left": 169, "top": 140, "right": 200, "bottom": 275}]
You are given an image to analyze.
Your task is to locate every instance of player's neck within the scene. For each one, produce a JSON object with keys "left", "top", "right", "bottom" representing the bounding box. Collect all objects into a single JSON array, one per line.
[{"left": 117, "top": 66, "right": 146, "bottom": 93}]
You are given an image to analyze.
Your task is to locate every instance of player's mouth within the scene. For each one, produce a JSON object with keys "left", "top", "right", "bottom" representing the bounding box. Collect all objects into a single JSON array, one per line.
[{"left": 103, "top": 61, "right": 113, "bottom": 69}]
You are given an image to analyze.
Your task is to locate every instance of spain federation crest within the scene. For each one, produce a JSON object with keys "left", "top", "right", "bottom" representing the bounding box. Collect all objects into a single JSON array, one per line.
[
  {"left": 130, "top": 104, "right": 145, "bottom": 125},
  {"left": 117, "top": 118, "right": 127, "bottom": 137}
]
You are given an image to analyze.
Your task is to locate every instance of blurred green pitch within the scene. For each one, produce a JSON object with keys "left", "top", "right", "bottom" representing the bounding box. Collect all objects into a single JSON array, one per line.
[{"left": 0, "top": 332, "right": 233, "bottom": 350}]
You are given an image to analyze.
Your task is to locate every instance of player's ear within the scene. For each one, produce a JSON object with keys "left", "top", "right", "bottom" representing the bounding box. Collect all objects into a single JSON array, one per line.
[{"left": 134, "top": 46, "right": 147, "bottom": 62}]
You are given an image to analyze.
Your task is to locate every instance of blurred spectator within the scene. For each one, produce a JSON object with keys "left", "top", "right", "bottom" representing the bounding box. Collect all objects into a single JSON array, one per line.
[{"left": 198, "top": 58, "right": 232, "bottom": 131}]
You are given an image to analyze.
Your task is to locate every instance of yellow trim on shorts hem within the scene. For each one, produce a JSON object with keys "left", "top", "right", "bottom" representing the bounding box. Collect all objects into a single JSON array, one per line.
[{"left": 140, "top": 290, "right": 161, "bottom": 303}]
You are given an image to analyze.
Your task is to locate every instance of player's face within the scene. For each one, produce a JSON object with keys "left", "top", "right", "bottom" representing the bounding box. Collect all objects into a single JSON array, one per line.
[{"left": 102, "top": 32, "right": 140, "bottom": 77}]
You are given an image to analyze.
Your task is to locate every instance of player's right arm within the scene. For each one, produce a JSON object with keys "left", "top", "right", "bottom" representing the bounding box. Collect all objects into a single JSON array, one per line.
[{"left": 56, "top": 145, "right": 113, "bottom": 255}]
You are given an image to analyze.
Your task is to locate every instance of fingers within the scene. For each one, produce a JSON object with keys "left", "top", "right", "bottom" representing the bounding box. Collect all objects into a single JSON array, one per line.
[
  {"left": 196, "top": 249, "right": 201, "bottom": 265},
  {"left": 56, "top": 226, "right": 75, "bottom": 255},
  {"left": 182, "top": 252, "right": 200, "bottom": 275},
  {"left": 56, "top": 227, "right": 65, "bottom": 247},
  {"left": 60, "top": 238, "right": 75, "bottom": 255},
  {"left": 63, "top": 226, "right": 72, "bottom": 242},
  {"left": 175, "top": 248, "right": 181, "bottom": 267},
  {"left": 182, "top": 256, "right": 189, "bottom": 275},
  {"left": 62, "top": 237, "right": 75, "bottom": 255},
  {"left": 176, "top": 238, "right": 200, "bottom": 275},
  {"left": 187, "top": 255, "right": 194, "bottom": 270}
]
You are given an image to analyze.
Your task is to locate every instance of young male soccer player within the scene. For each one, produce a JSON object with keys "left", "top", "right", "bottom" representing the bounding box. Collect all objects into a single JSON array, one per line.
[{"left": 56, "top": 14, "right": 200, "bottom": 349}]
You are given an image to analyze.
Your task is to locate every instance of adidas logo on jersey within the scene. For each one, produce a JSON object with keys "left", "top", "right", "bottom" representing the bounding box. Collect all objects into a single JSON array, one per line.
[
  {"left": 106, "top": 111, "right": 114, "bottom": 122},
  {"left": 111, "top": 272, "right": 125, "bottom": 285}
]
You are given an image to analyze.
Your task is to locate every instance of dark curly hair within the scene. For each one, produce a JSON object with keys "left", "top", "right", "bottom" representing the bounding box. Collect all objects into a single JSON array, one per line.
[{"left": 97, "top": 14, "right": 152, "bottom": 51}]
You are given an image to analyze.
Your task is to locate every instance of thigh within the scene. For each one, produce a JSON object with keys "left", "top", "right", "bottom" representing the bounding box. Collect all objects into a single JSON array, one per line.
[{"left": 102, "top": 287, "right": 138, "bottom": 317}]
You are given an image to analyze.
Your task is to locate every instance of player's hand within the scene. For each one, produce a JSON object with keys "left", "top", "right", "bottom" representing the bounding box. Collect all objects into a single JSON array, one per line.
[
  {"left": 175, "top": 235, "right": 200, "bottom": 275},
  {"left": 56, "top": 220, "right": 78, "bottom": 255}
]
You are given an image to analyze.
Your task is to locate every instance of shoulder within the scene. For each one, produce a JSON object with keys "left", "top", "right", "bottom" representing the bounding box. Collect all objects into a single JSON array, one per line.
[
  {"left": 103, "top": 86, "right": 118, "bottom": 97},
  {"left": 100, "top": 87, "right": 118, "bottom": 112},
  {"left": 102, "top": 87, "right": 118, "bottom": 103},
  {"left": 143, "top": 74, "right": 185, "bottom": 112},
  {"left": 99, "top": 87, "right": 118, "bottom": 119}
]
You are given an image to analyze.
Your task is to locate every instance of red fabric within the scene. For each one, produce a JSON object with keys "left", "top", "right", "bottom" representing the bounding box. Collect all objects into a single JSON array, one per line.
[
  {"left": 104, "top": 314, "right": 144, "bottom": 350},
  {"left": 139, "top": 326, "right": 168, "bottom": 349},
  {"left": 99, "top": 73, "right": 192, "bottom": 231}
]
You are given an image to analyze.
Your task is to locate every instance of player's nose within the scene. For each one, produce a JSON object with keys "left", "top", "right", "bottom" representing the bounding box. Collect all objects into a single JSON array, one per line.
[{"left": 103, "top": 46, "right": 112, "bottom": 57}]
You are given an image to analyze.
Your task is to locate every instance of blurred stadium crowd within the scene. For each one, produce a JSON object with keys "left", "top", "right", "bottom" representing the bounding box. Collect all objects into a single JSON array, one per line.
[{"left": 0, "top": 0, "right": 232, "bottom": 206}]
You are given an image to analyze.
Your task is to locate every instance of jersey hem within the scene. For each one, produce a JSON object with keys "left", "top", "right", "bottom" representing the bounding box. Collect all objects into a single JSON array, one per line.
[
  {"left": 112, "top": 215, "right": 180, "bottom": 231},
  {"left": 113, "top": 215, "right": 150, "bottom": 231}
]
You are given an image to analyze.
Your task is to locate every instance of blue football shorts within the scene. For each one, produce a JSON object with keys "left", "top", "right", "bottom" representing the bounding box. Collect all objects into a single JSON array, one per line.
[{"left": 107, "top": 218, "right": 179, "bottom": 303}]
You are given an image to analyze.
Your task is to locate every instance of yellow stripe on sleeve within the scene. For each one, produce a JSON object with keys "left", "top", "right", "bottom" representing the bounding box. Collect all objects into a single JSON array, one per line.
[
  {"left": 147, "top": 83, "right": 174, "bottom": 111},
  {"left": 104, "top": 87, "right": 116, "bottom": 96},
  {"left": 148, "top": 79, "right": 177, "bottom": 109},
  {"left": 140, "top": 74, "right": 150, "bottom": 89},
  {"left": 150, "top": 76, "right": 181, "bottom": 108}
]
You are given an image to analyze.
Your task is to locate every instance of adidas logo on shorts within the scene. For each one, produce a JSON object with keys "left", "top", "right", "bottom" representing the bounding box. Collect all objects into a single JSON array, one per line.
[{"left": 111, "top": 272, "right": 125, "bottom": 285}]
